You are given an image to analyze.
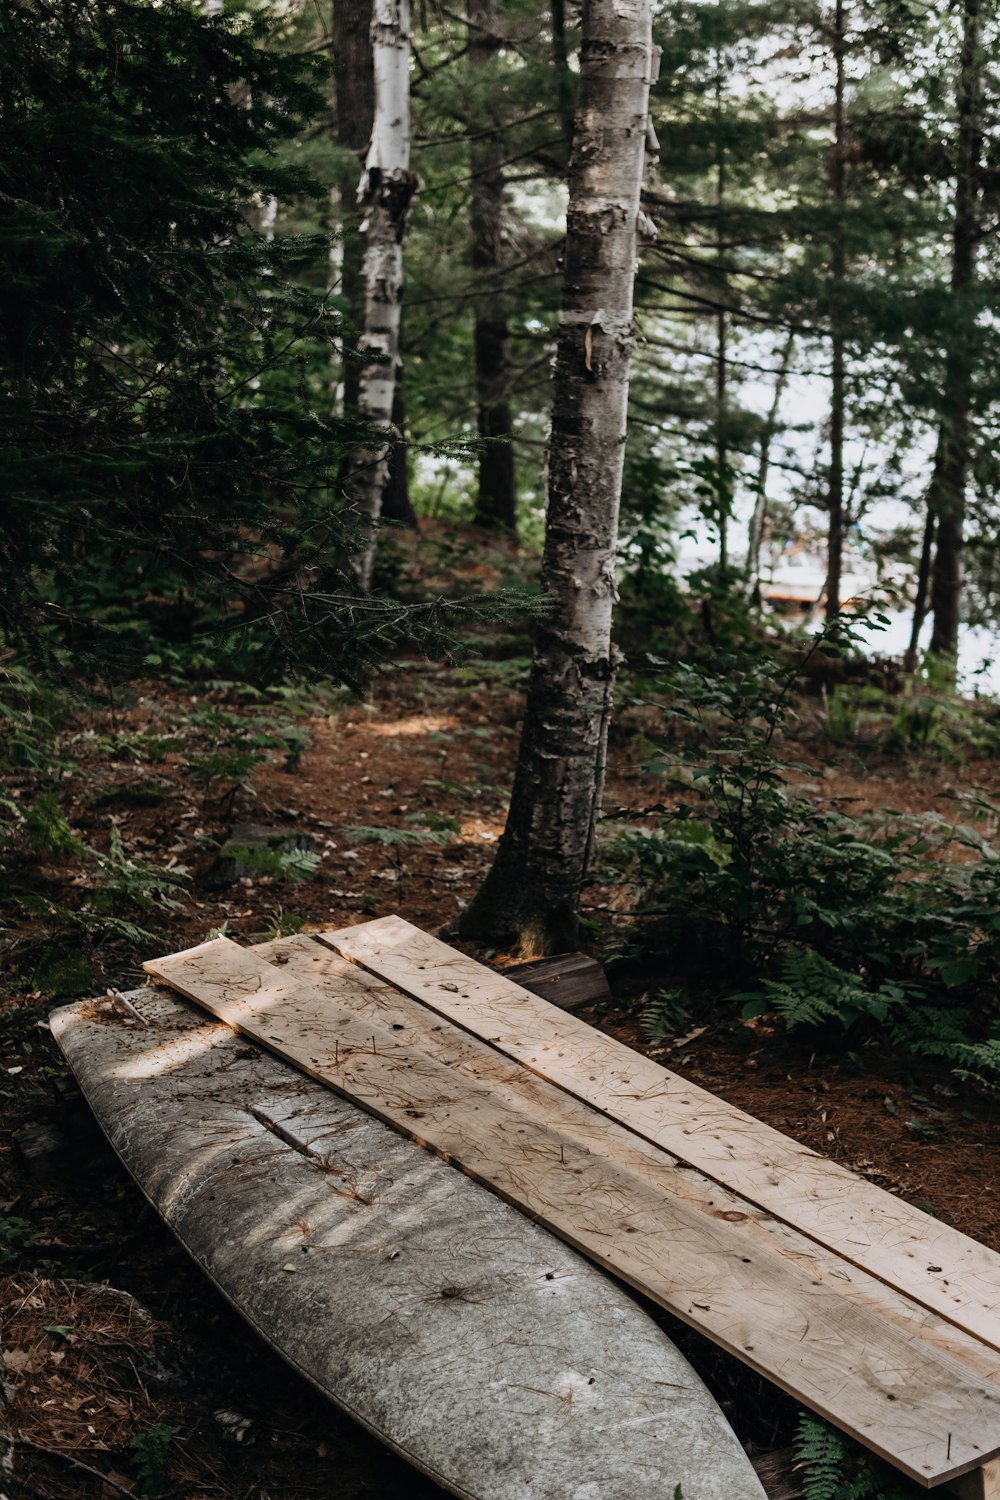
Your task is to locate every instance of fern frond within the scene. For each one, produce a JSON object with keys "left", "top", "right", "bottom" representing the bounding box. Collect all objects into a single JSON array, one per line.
[
  {"left": 795, "top": 1414, "right": 851, "bottom": 1500},
  {"left": 739, "top": 950, "right": 907, "bottom": 1031},
  {"left": 345, "top": 825, "right": 449, "bottom": 847}
]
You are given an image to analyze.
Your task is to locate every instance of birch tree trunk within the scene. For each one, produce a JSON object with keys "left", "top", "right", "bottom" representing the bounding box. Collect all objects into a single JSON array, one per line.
[
  {"left": 459, "top": 0, "right": 654, "bottom": 953},
  {"left": 342, "top": 0, "right": 416, "bottom": 590},
  {"left": 714, "top": 55, "right": 729, "bottom": 575},
  {"left": 904, "top": 500, "right": 936, "bottom": 671},
  {"left": 929, "top": 0, "right": 982, "bottom": 663}
]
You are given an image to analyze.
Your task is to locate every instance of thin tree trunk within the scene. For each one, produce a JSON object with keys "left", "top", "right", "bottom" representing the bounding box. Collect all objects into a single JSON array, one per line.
[
  {"left": 343, "top": 0, "right": 416, "bottom": 590},
  {"left": 468, "top": 0, "right": 517, "bottom": 533},
  {"left": 929, "top": 0, "right": 981, "bottom": 663},
  {"left": 332, "top": 0, "right": 377, "bottom": 423},
  {"left": 714, "top": 59, "right": 729, "bottom": 575},
  {"left": 246, "top": 193, "right": 277, "bottom": 238},
  {"left": 825, "top": 0, "right": 846, "bottom": 622},
  {"left": 747, "top": 332, "right": 794, "bottom": 584},
  {"left": 382, "top": 364, "right": 417, "bottom": 525},
  {"left": 458, "top": 0, "right": 653, "bottom": 953},
  {"left": 550, "top": 0, "right": 575, "bottom": 163},
  {"left": 904, "top": 501, "right": 937, "bottom": 671}
]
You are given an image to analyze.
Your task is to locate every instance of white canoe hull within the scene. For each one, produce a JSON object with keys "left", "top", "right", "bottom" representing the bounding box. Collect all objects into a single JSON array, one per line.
[{"left": 51, "top": 988, "right": 766, "bottom": 1500}]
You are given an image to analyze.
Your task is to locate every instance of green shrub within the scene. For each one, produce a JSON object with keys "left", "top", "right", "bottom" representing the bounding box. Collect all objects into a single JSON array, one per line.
[{"left": 608, "top": 621, "right": 1000, "bottom": 1086}]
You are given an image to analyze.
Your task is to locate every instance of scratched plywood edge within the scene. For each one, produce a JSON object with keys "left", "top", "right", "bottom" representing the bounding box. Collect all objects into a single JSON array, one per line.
[
  {"left": 142, "top": 939, "right": 1000, "bottom": 1489},
  {"left": 320, "top": 917, "right": 1000, "bottom": 1355}
]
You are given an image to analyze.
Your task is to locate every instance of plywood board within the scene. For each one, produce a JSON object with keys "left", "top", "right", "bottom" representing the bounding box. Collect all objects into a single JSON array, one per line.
[
  {"left": 144, "top": 937, "right": 1000, "bottom": 1487},
  {"left": 51, "top": 987, "right": 767, "bottom": 1500},
  {"left": 323, "top": 916, "right": 1000, "bottom": 1357},
  {"left": 258, "top": 936, "right": 1000, "bottom": 1397}
]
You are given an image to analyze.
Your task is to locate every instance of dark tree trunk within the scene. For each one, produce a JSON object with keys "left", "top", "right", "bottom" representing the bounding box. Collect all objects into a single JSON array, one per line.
[
  {"left": 382, "top": 369, "right": 417, "bottom": 526},
  {"left": 747, "top": 333, "right": 794, "bottom": 584},
  {"left": 468, "top": 0, "right": 517, "bottom": 534},
  {"left": 825, "top": 0, "right": 846, "bottom": 622},
  {"left": 929, "top": 0, "right": 981, "bottom": 663},
  {"left": 550, "top": 0, "right": 576, "bottom": 164},
  {"left": 458, "top": 0, "right": 653, "bottom": 954},
  {"left": 332, "top": 0, "right": 376, "bottom": 421}
]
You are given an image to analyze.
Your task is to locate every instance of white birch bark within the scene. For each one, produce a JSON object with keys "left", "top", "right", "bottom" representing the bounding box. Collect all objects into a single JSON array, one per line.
[
  {"left": 460, "top": 0, "right": 654, "bottom": 951},
  {"left": 343, "top": 0, "right": 415, "bottom": 590}
]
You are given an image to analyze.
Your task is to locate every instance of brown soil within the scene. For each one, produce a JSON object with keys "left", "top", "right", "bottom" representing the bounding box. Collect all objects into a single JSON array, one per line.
[{"left": 3, "top": 626, "right": 1000, "bottom": 1498}]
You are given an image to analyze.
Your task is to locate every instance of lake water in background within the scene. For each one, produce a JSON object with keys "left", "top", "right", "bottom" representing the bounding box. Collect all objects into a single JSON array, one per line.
[{"left": 671, "top": 512, "right": 1000, "bottom": 697}]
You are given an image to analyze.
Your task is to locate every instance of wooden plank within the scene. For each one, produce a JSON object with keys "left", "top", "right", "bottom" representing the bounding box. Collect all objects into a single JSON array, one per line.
[
  {"left": 323, "top": 916, "right": 1000, "bottom": 1356},
  {"left": 145, "top": 938, "right": 1000, "bottom": 1487},
  {"left": 260, "top": 936, "right": 1000, "bottom": 1391},
  {"left": 51, "top": 987, "right": 768, "bottom": 1500}
]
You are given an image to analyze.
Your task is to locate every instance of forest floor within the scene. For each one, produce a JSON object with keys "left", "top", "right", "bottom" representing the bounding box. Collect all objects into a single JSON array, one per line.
[{"left": 4, "top": 552, "right": 1000, "bottom": 1498}]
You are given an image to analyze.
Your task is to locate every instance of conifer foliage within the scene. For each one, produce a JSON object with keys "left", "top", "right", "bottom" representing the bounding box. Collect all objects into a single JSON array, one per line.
[{"left": 0, "top": 0, "right": 369, "bottom": 682}]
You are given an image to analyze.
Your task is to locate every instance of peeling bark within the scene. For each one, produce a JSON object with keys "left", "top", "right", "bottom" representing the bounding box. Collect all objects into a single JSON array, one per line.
[
  {"left": 342, "top": 0, "right": 416, "bottom": 590},
  {"left": 459, "top": 0, "right": 654, "bottom": 952}
]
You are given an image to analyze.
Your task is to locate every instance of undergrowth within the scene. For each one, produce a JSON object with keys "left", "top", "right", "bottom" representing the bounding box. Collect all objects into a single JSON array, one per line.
[
  {"left": 608, "top": 615, "right": 1000, "bottom": 1087},
  {"left": 794, "top": 1414, "right": 919, "bottom": 1500},
  {"left": 0, "top": 668, "right": 329, "bottom": 995}
]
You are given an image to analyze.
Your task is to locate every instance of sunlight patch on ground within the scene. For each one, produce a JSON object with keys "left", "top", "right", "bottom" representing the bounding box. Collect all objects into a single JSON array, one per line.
[
  {"left": 459, "top": 817, "right": 502, "bottom": 842},
  {"left": 355, "top": 715, "right": 460, "bottom": 738}
]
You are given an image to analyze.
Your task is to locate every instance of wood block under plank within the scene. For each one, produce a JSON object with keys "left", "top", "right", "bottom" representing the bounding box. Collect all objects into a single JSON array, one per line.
[
  {"left": 951, "top": 1458, "right": 1000, "bottom": 1500},
  {"left": 145, "top": 936, "right": 1000, "bottom": 1488},
  {"left": 502, "top": 952, "right": 610, "bottom": 1011},
  {"left": 323, "top": 915, "right": 1000, "bottom": 1359}
]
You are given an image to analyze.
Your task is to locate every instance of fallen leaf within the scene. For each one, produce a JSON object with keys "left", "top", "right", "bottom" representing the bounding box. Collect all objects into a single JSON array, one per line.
[{"left": 3, "top": 1348, "right": 38, "bottom": 1374}]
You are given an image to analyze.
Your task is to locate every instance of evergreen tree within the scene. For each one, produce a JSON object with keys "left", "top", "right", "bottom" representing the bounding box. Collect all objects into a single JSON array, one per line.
[{"left": 0, "top": 0, "right": 380, "bottom": 682}]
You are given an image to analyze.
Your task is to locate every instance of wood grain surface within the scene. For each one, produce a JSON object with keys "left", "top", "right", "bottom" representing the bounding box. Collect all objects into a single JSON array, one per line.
[
  {"left": 145, "top": 936, "right": 1000, "bottom": 1487},
  {"left": 323, "top": 915, "right": 1000, "bottom": 1357}
]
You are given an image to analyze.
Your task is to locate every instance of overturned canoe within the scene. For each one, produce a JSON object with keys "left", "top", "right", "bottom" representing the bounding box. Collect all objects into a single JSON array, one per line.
[{"left": 51, "top": 984, "right": 766, "bottom": 1500}]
